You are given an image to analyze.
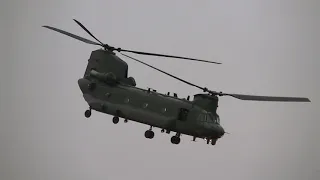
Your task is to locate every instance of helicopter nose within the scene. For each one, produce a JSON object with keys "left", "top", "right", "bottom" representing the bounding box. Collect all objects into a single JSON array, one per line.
[{"left": 218, "top": 125, "right": 225, "bottom": 137}]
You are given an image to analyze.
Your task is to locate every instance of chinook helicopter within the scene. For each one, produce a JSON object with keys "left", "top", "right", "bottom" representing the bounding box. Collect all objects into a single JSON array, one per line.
[{"left": 43, "top": 19, "right": 311, "bottom": 145}]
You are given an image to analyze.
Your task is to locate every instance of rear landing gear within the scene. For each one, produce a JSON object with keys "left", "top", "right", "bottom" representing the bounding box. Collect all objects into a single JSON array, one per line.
[
  {"left": 112, "top": 116, "right": 119, "bottom": 124},
  {"left": 84, "top": 108, "right": 91, "bottom": 118}
]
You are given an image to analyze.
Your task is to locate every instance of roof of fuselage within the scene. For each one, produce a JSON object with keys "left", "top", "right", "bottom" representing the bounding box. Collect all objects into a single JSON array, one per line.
[{"left": 119, "top": 83, "right": 194, "bottom": 106}]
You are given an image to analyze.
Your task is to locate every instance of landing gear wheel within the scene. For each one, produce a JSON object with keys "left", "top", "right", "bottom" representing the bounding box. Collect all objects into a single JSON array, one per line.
[
  {"left": 211, "top": 139, "right": 217, "bottom": 145},
  {"left": 84, "top": 110, "right": 91, "bottom": 118},
  {"left": 144, "top": 130, "right": 154, "bottom": 139},
  {"left": 171, "top": 136, "right": 180, "bottom": 144},
  {"left": 112, "top": 116, "right": 119, "bottom": 124}
]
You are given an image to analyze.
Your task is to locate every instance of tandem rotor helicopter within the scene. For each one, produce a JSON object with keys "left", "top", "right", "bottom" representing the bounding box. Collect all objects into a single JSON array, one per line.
[{"left": 43, "top": 19, "right": 311, "bottom": 145}]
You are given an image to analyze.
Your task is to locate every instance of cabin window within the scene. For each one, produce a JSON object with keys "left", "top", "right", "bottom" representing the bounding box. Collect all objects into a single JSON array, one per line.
[
  {"left": 124, "top": 98, "right": 130, "bottom": 103},
  {"left": 161, "top": 108, "right": 167, "bottom": 113},
  {"left": 143, "top": 103, "right": 148, "bottom": 108},
  {"left": 105, "top": 93, "right": 111, "bottom": 98},
  {"left": 178, "top": 108, "right": 189, "bottom": 121}
]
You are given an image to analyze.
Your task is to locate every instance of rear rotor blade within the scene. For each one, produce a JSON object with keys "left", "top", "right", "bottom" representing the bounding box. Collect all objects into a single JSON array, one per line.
[
  {"left": 73, "top": 19, "right": 104, "bottom": 46},
  {"left": 222, "top": 93, "right": 311, "bottom": 102},
  {"left": 49, "top": 19, "right": 220, "bottom": 64},
  {"left": 118, "top": 49, "right": 221, "bottom": 64},
  {"left": 42, "top": 25, "right": 101, "bottom": 46}
]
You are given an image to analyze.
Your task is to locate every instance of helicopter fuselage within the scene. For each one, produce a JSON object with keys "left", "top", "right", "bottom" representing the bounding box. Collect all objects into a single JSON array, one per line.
[
  {"left": 43, "top": 20, "right": 311, "bottom": 146},
  {"left": 78, "top": 77, "right": 225, "bottom": 140}
]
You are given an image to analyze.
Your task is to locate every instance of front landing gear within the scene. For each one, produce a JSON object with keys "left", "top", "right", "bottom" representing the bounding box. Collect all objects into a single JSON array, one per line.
[
  {"left": 211, "top": 139, "right": 217, "bottom": 145},
  {"left": 204, "top": 138, "right": 218, "bottom": 146},
  {"left": 144, "top": 130, "right": 154, "bottom": 139},
  {"left": 145, "top": 126, "right": 154, "bottom": 139},
  {"left": 171, "top": 133, "right": 181, "bottom": 144}
]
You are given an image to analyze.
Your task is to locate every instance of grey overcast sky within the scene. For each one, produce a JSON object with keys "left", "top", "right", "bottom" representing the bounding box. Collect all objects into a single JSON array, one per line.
[{"left": 1, "top": 0, "right": 319, "bottom": 180}]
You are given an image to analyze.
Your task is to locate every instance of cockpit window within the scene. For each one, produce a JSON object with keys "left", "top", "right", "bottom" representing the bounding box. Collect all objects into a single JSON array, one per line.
[
  {"left": 206, "top": 113, "right": 213, "bottom": 122},
  {"left": 207, "top": 112, "right": 220, "bottom": 124},
  {"left": 197, "top": 111, "right": 220, "bottom": 124},
  {"left": 216, "top": 115, "right": 220, "bottom": 124}
]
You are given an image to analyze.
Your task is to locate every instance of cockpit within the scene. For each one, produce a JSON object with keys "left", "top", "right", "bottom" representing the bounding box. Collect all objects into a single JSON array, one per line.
[
  {"left": 197, "top": 110, "right": 220, "bottom": 124},
  {"left": 215, "top": 114, "right": 220, "bottom": 124}
]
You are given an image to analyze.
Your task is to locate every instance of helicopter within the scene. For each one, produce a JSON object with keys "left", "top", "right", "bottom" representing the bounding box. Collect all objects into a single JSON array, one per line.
[{"left": 42, "top": 19, "right": 311, "bottom": 145}]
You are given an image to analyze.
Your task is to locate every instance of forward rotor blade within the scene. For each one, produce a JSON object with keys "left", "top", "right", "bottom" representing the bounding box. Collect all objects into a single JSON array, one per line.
[
  {"left": 120, "top": 53, "right": 206, "bottom": 90},
  {"left": 118, "top": 49, "right": 221, "bottom": 64},
  {"left": 73, "top": 19, "right": 104, "bottom": 46},
  {"left": 224, "top": 93, "right": 311, "bottom": 102},
  {"left": 120, "top": 53, "right": 310, "bottom": 102},
  {"left": 42, "top": 25, "right": 101, "bottom": 46}
]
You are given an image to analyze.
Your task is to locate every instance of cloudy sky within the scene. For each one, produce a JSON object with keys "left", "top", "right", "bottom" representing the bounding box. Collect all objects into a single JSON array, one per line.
[{"left": 1, "top": 0, "right": 319, "bottom": 180}]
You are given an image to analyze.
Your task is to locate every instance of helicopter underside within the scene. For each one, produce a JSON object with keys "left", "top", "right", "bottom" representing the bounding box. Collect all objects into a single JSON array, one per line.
[
  {"left": 81, "top": 92, "right": 220, "bottom": 145},
  {"left": 78, "top": 78, "right": 221, "bottom": 145},
  {"left": 42, "top": 19, "right": 310, "bottom": 147}
]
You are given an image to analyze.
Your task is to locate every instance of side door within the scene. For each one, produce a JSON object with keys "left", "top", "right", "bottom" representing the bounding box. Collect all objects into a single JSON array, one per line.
[{"left": 178, "top": 108, "right": 189, "bottom": 121}]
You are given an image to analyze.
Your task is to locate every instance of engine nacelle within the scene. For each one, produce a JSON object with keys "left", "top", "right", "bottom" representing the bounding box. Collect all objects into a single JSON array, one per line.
[{"left": 89, "top": 70, "right": 118, "bottom": 85}]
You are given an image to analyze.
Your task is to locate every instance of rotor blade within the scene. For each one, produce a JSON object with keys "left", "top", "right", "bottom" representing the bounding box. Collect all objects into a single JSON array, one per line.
[
  {"left": 73, "top": 19, "right": 104, "bottom": 46},
  {"left": 120, "top": 53, "right": 206, "bottom": 90},
  {"left": 42, "top": 25, "right": 101, "bottom": 46},
  {"left": 119, "top": 54, "right": 311, "bottom": 103},
  {"left": 118, "top": 49, "right": 221, "bottom": 64},
  {"left": 223, "top": 93, "right": 311, "bottom": 102}
]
